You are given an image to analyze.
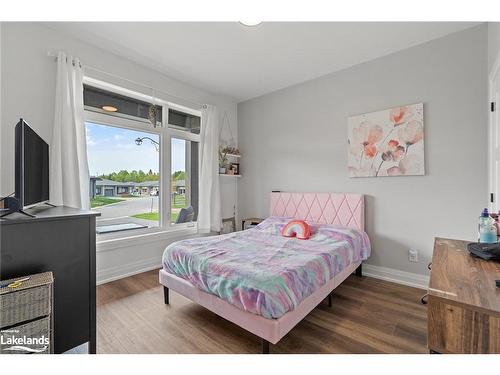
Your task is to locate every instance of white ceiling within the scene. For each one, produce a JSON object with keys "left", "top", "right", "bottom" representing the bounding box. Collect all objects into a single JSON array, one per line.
[{"left": 47, "top": 22, "right": 480, "bottom": 102}]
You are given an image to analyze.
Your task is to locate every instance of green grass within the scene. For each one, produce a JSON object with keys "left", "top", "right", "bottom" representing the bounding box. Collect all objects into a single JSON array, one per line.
[
  {"left": 90, "top": 196, "right": 125, "bottom": 208},
  {"left": 171, "top": 194, "right": 186, "bottom": 208},
  {"left": 128, "top": 194, "right": 186, "bottom": 223},
  {"left": 131, "top": 212, "right": 159, "bottom": 221},
  {"left": 131, "top": 211, "right": 178, "bottom": 222}
]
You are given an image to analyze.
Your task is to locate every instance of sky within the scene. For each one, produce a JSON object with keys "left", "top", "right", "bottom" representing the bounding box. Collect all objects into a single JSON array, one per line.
[{"left": 85, "top": 122, "right": 185, "bottom": 176}]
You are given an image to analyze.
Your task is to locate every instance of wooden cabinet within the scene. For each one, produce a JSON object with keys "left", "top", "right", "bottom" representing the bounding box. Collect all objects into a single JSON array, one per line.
[
  {"left": 428, "top": 238, "right": 500, "bottom": 354},
  {"left": 1, "top": 206, "right": 99, "bottom": 354}
]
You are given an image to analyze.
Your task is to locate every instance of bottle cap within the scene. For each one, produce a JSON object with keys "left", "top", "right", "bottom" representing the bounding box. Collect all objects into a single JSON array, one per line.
[{"left": 481, "top": 208, "right": 489, "bottom": 217}]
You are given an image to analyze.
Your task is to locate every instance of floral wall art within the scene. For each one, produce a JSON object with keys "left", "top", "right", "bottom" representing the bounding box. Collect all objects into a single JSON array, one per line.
[{"left": 347, "top": 103, "right": 424, "bottom": 177}]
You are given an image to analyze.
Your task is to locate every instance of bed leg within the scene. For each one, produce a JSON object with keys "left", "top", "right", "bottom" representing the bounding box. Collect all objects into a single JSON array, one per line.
[
  {"left": 355, "top": 263, "right": 362, "bottom": 277},
  {"left": 261, "top": 339, "right": 270, "bottom": 354},
  {"left": 328, "top": 293, "right": 332, "bottom": 307},
  {"left": 163, "top": 286, "right": 169, "bottom": 305}
]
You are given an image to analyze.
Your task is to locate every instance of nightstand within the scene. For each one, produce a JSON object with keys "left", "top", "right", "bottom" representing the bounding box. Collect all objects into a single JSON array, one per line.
[{"left": 241, "top": 217, "right": 263, "bottom": 230}]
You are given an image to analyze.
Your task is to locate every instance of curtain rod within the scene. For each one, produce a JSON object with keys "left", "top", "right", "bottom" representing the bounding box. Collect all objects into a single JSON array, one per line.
[{"left": 47, "top": 51, "right": 206, "bottom": 109}]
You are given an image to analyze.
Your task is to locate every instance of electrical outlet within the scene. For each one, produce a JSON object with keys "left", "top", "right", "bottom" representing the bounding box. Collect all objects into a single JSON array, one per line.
[{"left": 409, "top": 248, "right": 418, "bottom": 263}]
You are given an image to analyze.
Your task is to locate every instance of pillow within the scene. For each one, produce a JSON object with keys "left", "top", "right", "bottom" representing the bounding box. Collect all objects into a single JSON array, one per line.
[{"left": 281, "top": 220, "right": 311, "bottom": 240}]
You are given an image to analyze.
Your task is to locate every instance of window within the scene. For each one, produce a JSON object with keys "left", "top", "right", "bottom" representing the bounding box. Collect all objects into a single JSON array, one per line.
[
  {"left": 169, "top": 108, "right": 201, "bottom": 134},
  {"left": 84, "top": 85, "right": 162, "bottom": 126},
  {"left": 167, "top": 105, "right": 201, "bottom": 226},
  {"left": 86, "top": 122, "right": 160, "bottom": 237},
  {"left": 171, "top": 138, "right": 199, "bottom": 224},
  {"left": 84, "top": 82, "right": 201, "bottom": 241}
]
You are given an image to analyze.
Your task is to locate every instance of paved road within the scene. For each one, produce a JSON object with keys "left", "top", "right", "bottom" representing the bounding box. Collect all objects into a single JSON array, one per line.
[
  {"left": 93, "top": 196, "right": 159, "bottom": 231},
  {"left": 93, "top": 196, "right": 158, "bottom": 220}
]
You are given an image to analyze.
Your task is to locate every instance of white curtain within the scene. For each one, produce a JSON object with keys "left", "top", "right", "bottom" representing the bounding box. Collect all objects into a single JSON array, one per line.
[
  {"left": 50, "top": 52, "right": 90, "bottom": 210},
  {"left": 198, "top": 105, "right": 221, "bottom": 233}
]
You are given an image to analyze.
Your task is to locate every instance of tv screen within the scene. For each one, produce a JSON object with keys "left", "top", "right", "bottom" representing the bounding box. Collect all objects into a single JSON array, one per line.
[{"left": 15, "top": 119, "right": 49, "bottom": 208}]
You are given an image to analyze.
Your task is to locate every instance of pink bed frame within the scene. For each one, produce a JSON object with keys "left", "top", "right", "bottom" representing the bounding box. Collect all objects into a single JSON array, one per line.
[{"left": 159, "top": 192, "right": 365, "bottom": 352}]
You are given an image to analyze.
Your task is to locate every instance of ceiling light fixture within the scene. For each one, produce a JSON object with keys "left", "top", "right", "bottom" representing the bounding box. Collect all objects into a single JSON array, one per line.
[
  {"left": 239, "top": 21, "right": 262, "bottom": 27},
  {"left": 102, "top": 105, "right": 118, "bottom": 112}
]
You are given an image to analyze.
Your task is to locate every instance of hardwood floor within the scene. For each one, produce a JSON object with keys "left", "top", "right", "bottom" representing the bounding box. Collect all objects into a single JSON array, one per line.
[{"left": 96, "top": 270, "right": 428, "bottom": 354}]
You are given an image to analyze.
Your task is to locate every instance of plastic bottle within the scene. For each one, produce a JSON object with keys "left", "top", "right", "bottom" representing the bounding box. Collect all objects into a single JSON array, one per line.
[{"left": 479, "top": 208, "right": 497, "bottom": 243}]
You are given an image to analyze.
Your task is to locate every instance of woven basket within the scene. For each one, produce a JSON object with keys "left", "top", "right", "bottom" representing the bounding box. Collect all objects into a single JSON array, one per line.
[
  {"left": 0, "top": 316, "right": 51, "bottom": 354},
  {"left": 0, "top": 272, "right": 53, "bottom": 329}
]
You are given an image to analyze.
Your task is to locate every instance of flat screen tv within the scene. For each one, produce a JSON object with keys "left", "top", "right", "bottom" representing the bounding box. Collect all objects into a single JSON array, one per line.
[{"left": 15, "top": 119, "right": 50, "bottom": 208}]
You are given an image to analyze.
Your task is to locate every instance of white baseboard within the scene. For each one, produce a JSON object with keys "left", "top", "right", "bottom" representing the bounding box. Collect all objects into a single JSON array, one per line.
[
  {"left": 363, "top": 264, "right": 429, "bottom": 290},
  {"left": 97, "top": 256, "right": 161, "bottom": 285}
]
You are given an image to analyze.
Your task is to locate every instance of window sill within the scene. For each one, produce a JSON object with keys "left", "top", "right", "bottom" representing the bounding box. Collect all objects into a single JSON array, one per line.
[{"left": 96, "top": 225, "right": 200, "bottom": 252}]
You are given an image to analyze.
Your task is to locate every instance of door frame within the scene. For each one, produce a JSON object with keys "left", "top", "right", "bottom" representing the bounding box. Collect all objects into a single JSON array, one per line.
[{"left": 488, "top": 50, "right": 500, "bottom": 211}]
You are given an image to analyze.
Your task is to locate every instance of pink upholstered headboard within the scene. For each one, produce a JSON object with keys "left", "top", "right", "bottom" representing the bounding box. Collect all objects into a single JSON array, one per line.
[{"left": 270, "top": 192, "right": 365, "bottom": 231}]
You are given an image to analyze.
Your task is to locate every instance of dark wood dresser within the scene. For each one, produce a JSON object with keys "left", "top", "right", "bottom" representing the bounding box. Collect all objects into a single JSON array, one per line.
[
  {"left": 0, "top": 206, "right": 99, "bottom": 354},
  {"left": 428, "top": 238, "right": 500, "bottom": 354}
]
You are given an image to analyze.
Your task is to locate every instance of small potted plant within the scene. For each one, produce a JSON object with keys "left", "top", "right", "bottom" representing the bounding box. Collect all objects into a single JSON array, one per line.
[
  {"left": 224, "top": 146, "right": 240, "bottom": 156},
  {"left": 219, "top": 146, "right": 228, "bottom": 174}
]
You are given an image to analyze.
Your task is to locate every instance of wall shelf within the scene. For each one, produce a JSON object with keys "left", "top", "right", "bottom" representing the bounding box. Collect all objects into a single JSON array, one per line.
[
  {"left": 219, "top": 174, "right": 242, "bottom": 178},
  {"left": 226, "top": 154, "right": 241, "bottom": 158}
]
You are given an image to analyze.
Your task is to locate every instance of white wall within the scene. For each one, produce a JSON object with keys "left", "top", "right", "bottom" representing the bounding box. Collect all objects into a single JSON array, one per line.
[
  {"left": 237, "top": 25, "right": 488, "bottom": 279},
  {"left": 0, "top": 23, "right": 2, "bottom": 179},
  {"left": 0, "top": 22, "right": 238, "bottom": 282},
  {"left": 488, "top": 22, "right": 500, "bottom": 73}
]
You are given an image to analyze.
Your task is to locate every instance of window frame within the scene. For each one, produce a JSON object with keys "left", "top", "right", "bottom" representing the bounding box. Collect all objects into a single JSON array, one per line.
[{"left": 83, "top": 77, "right": 202, "bottom": 244}]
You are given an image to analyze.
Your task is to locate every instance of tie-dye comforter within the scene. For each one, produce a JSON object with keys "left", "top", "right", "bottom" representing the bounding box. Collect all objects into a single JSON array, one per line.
[{"left": 162, "top": 217, "right": 371, "bottom": 319}]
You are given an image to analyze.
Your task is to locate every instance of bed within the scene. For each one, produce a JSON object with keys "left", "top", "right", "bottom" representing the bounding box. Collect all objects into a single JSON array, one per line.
[{"left": 159, "top": 192, "right": 370, "bottom": 353}]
